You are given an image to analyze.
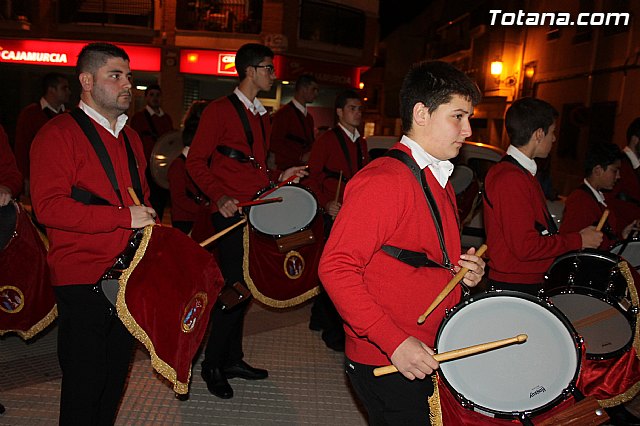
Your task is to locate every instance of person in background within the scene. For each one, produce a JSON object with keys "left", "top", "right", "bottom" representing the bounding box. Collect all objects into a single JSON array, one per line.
[
  {"left": 30, "top": 42, "right": 156, "bottom": 425},
  {"left": 187, "top": 43, "right": 306, "bottom": 400},
  {"left": 0, "top": 124, "right": 23, "bottom": 206},
  {"left": 130, "top": 84, "right": 174, "bottom": 221},
  {"left": 606, "top": 117, "right": 640, "bottom": 227},
  {"left": 319, "top": 61, "right": 485, "bottom": 424},
  {"left": 269, "top": 74, "right": 319, "bottom": 169},
  {"left": 167, "top": 100, "right": 210, "bottom": 235},
  {"left": 14, "top": 72, "right": 70, "bottom": 195},
  {"left": 306, "top": 89, "right": 369, "bottom": 352}
]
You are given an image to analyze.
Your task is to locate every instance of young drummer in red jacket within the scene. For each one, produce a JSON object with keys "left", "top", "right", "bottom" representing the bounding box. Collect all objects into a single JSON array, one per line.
[
  {"left": 560, "top": 142, "right": 639, "bottom": 249},
  {"left": 319, "top": 61, "right": 486, "bottom": 425},
  {"left": 483, "top": 98, "right": 602, "bottom": 295}
]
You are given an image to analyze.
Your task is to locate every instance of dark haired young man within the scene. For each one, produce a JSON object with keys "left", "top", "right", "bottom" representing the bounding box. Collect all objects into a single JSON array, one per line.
[
  {"left": 187, "top": 43, "right": 307, "bottom": 399},
  {"left": 270, "top": 74, "right": 319, "bottom": 169},
  {"left": 319, "top": 61, "right": 486, "bottom": 424},
  {"left": 607, "top": 117, "right": 640, "bottom": 227},
  {"left": 483, "top": 97, "right": 602, "bottom": 296},
  {"left": 31, "top": 42, "right": 156, "bottom": 424}
]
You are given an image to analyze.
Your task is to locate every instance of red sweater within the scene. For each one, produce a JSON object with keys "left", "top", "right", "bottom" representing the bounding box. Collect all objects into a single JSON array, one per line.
[
  {"left": 319, "top": 143, "right": 462, "bottom": 366},
  {"left": 129, "top": 109, "right": 174, "bottom": 162},
  {"left": 606, "top": 156, "right": 640, "bottom": 228},
  {"left": 560, "top": 186, "right": 621, "bottom": 250},
  {"left": 14, "top": 102, "right": 58, "bottom": 177},
  {"left": 270, "top": 102, "right": 315, "bottom": 169},
  {"left": 483, "top": 159, "right": 582, "bottom": 285},
  {"left": 30, "top": 113, "right": 150, "bottom": 286},
  {"left": 0, "top": 125, "right": 23, "bottom": 197},
  {"left": 306, "top": 127, "right": 369, "bottom": 209},
  {"left": 167, "top": 154, "right": 202, "bottom": 222},
  {"left": 186, "top": 96, "right": 279, "bottom": 205}
]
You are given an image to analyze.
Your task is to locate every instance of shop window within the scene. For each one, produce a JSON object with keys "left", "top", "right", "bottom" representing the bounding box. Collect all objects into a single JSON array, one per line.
[
  {"left": 299, "top": 1, "right": 365, "bottom": 50},
  {"left": 176, "top": 0, "right": 262, "bottom": 34},
  {"left": 58, "top": 0, "right": 154, "bottom": 27}
]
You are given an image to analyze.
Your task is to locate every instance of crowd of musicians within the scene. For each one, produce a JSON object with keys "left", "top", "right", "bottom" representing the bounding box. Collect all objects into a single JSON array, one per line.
[{"left": 1, "top": 40, "right": 640, "bottom": 425}]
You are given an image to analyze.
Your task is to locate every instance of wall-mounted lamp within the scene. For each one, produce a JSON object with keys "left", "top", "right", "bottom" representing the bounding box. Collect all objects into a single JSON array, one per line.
[
  {"left": 525, "top": 65, "right": 535, "bottom": 79},
  {"left": 358, "top": 82, "right": 365, "bottom": 90},
  {"left": 490, "top": 61, "right": 503, "bottom": 77}
]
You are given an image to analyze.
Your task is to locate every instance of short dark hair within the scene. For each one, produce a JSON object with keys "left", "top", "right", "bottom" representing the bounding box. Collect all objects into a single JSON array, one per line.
[
  {"left": 505, "top": 97, "right": 559, "bottom": 147},
  {"left": 626, "top": 118, "right": 640, "bottom": 144},
  {"left": 399, "top": 61, "right": 481, "bottom": 133},
  {"left": 76, "top": 42, "right": 129, "bottom": 76},
  {"left": 181, "top": 100, "right": 210, "bottom": 147},
  {"left": 235, "top": 43, "right": 274, "bottom": 81},
  {"left": 335, "top": 90, "right": 361, "bottom": 110},
  {"left": 295, "top": 74, "right": 317, "bottom": 91},
  {"left": 145, "top": 83, "right": 161, "bottom": 95},
  {"left": 584, "top": 142, "right": 623, "bottom": 177},
  {"left": 42, "top": 72, "right": 68, "bottom": 96}
]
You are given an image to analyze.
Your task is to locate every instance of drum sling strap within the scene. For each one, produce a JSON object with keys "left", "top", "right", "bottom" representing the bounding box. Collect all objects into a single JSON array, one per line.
[
  {"left": 484, "top": 155, "right": 558, "bottom": 236},
  {"left": 286, "top": 102, "right": 313, "bottom": 147},
  {"left": 143, "top": 109, "right": 160, "bottom": 140},
  {"left": 333, "top": 127, "right": 363, "bottom": 178},
  {"left": 381, "top": 149, "right": 453, "bottom": 270},
  {"left": 220, "top": 94, "right": 268, "bottom": 169}
]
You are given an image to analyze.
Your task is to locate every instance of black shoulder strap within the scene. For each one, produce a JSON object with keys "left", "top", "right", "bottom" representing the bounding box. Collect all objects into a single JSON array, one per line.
[
  {"left": 290, "top": 102, "right": 312, "bottom": 144},
  {"left": 333, "top": 127, "right": 363, "bottom": 176},
  {"left": 70, "top": 108, "right": 143, "bottom": 206},
  {"left": 227, "top": 94, "right": 267, "bottom": 156},
  {"left": 143, "top": 109, "right": 159, "bottom": 140},
  {"left": 385, "top": 149, "right": 452, "bottom": 269}
]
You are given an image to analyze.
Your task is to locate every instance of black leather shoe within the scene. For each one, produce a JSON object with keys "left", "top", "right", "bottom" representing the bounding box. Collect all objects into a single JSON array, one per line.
[
  {"left": 223, "top": 360, "right": 268, "bottom": 380},
  {"left": 201, "top": 366, "right": 233, "bottom": 399},
  {"left": 606, "top": 404, "right": 640, "bottom": 426}
]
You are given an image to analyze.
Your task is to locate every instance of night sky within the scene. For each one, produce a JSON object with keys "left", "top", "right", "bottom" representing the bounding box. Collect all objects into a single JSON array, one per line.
[{"left": 379, "top": 2, "right": 430, "bottom": 39}]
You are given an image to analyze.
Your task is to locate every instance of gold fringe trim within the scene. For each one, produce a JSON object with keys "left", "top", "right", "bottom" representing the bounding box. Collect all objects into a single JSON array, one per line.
[
  {"left": 116, "top": 225, "right": 190, "bottom": 395},
  {"left": 0, "top": 305, "right": 58, "bottom": 340},
  {"left": 242, "top": 225, "right": 320, "bottom": 309},
  {"left": 428, "top": 374, "right": 443, "bottom": 426},
  {"left": 598, "top": 261, "right": 640, "bottom": 408}
]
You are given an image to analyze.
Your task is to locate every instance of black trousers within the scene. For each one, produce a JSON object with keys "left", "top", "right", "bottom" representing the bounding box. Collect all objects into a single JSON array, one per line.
[
  {"left": 54, "top": 284, "right": 134, "bottom": 426},
  {"left": 345, "top": 358, "right": 433, "bottom": 426},
  {"left": 203, "top": 213, "right": 247, "bottom": 368},
  {"left": 146, "top": 168, "right": 169, "bottom": 221}
]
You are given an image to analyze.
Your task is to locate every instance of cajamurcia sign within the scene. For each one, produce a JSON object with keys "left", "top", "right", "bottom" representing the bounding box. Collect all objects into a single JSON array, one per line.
[{"left": 0, "top": 48, "right": 68, "bottom": 63}]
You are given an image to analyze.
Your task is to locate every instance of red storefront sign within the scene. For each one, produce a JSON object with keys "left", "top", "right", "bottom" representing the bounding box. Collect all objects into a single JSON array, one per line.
[
  {"left": 0, "top": 39, "right": 161, "bottom": 71},
  {"left": 179, "top": 49, "right": 360, "bottom": 88}
]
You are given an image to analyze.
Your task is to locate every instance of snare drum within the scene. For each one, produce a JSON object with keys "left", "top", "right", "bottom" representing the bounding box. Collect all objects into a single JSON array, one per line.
[
  {"left": 248, "top": 183, "right": 318, "bottom": 237},
  {"left": 610, "top": 232, "right": 640, "bottom": 271},
  {"left": 543, "top": 250, "right": 635, "bottom": 359},
  {"left": 436, "top": 291, "right": 581, "bottom": 421}
]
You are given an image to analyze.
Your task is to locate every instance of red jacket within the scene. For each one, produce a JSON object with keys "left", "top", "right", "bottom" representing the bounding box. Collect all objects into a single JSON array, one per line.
[
  {"left": 605, "top": 156, "right": 640, "bottom": 228},
  {"left": 129, "top": 109, "right": 174, "bottom": 163},
  {"left": 167, "top": 154, "right": 203, "bottom": 222},
  {"left": 14, "top": 102, "right": 58, "bottom": 177},
  {"left": 30, "top": 113, "right": 150, "bottom": 285},
  {"left": 483, "top": 159, "right": 582, "bottom": 285},
  {"left": 319, "top": 143, "right": 462, "bottom": 366},
  {"left": 269, "top": 102, "right": 315, "bottom": 169},
  {"left": 306, "top": 127, "right": 369, "bottom": 209},
  {"left": 186, "top": 95, "right": 279, "bottom": 205},
  {"left": 561, "top": 185, "right": 621, "bottom": 250},
  {"left": 0, "top": 125, "right": 23, "bottom": 197}
]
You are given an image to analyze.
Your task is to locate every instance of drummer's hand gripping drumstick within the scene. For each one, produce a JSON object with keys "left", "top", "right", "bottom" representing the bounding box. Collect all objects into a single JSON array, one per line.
[
  {"left": 199, "top": 217, "right": 247, "bottom": 248},
  {"left": 236, "top": 197, "right": 283, "bottom": 208},
  {"left": 373, "top": 334, "right": 527, "bottom": 377},
  {"left": 259, "top": 165, "right": 309, "bottom": 200},
  {"left": 417, "top": 244, "right": 488, "bottom": 324},
  {"left": 595, "top": 209, "right": 609, "bottom": 231}
]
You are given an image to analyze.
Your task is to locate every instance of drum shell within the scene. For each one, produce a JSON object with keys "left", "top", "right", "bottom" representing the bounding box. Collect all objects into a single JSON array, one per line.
[
  {"left": 610, "top": 234, "right": 640, "bottom": 271},
  {"left": 435, "top": 291, "right": 581, "bottom": 420}
]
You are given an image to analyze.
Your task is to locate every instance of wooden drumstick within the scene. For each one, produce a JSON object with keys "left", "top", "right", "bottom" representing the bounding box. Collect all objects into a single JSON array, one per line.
[
  {"left": 260, "top": 166, "right": 309, "bottom": 199},
  {"left": 127, "top": 187, "right": 142, "bottom": 206},
  {"left": 373, "top": 334, "right": 527, "bottom": 377},
  {"left": 236, "top": 197, "right": 283, "bottom": 208},
  {"left": 417, "top": 244, "right": 488, "bottom": 324},
  {"left": 334, "top": 170, "right": 343, "bottom": 204},
  {"left": 199, "top": 217, "right": 247, "bottom": 248},
  {"left": 595, "top": 209, "right": 609, "bottom": 231}
]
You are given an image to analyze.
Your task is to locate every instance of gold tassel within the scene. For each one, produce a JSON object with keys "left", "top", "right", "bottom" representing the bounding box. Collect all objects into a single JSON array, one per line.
[{"left": 428, "top": 373, "right": 443, "bottom": 426}]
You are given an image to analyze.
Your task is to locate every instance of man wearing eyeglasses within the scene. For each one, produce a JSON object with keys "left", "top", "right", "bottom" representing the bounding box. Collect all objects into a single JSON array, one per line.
[{"left": 187, "top": 43, "right": 307, "bottom": 400}]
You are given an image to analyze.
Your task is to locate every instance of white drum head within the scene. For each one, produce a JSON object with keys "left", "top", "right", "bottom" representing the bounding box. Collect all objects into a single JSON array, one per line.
[
  {"left": 248, "top": 186, "right": 317, "bottom": 236},
  {"left": 437, "top": 294, "right": 578, "bottom": 415},
  {"left": 611, "top": 241, "right": 640, "bottom": 270},
  {"left": 550, "top": 293, "right": 632, "bottom": 357}
]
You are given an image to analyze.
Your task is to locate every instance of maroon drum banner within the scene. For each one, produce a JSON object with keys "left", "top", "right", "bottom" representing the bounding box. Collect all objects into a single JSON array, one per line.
[
  {"left": 117, "top": 225, "right": 224, "bottom": 394},
  {"left": 243, "top": 218, "right": 322, "bottom": 308},
  {"left": 0, "top": 202, "right": 56, "bottom": 340}
]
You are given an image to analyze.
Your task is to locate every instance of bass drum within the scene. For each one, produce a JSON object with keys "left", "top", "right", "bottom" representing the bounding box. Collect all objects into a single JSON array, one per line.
[
  {"left": 150, "top": 130, "right": 183, "bottom": 190},
  {"left": 435, "top": 291, "right": 581, "bottom": 421}
]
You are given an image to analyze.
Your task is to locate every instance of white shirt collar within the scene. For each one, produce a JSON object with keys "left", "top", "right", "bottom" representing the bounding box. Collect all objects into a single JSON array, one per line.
[
  {"left": 79, "top": 100, "right": 128, "bottom": 138},
  {"left": 145, "top": 104, "right": 165, "bottom": 117},
  {"left": 337, "top": 123, "right": 360, "bottom": 143},
  {"left": 292, "top": 98, "right": 307, "bottom": 116},
  {"left": 584, "top": 178, "right": 607, "bottom": 206},
  {"left": 399, "top": 135, "right": 454, "bottom": 188},
  {"left": 233, "top": 87, "right": 267, "bottom": 116},
  {"left": 623, "top": 146, "right": 640, "bottom": 169},
  {"left": 182, "top": 146, "right": 190, "bottom": 157},
  {"left": 40, "top": 97, "right": 65, "bottom": 113},
  {"left": 507, "top": 145, "right": 538, "bottom": 176}
]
